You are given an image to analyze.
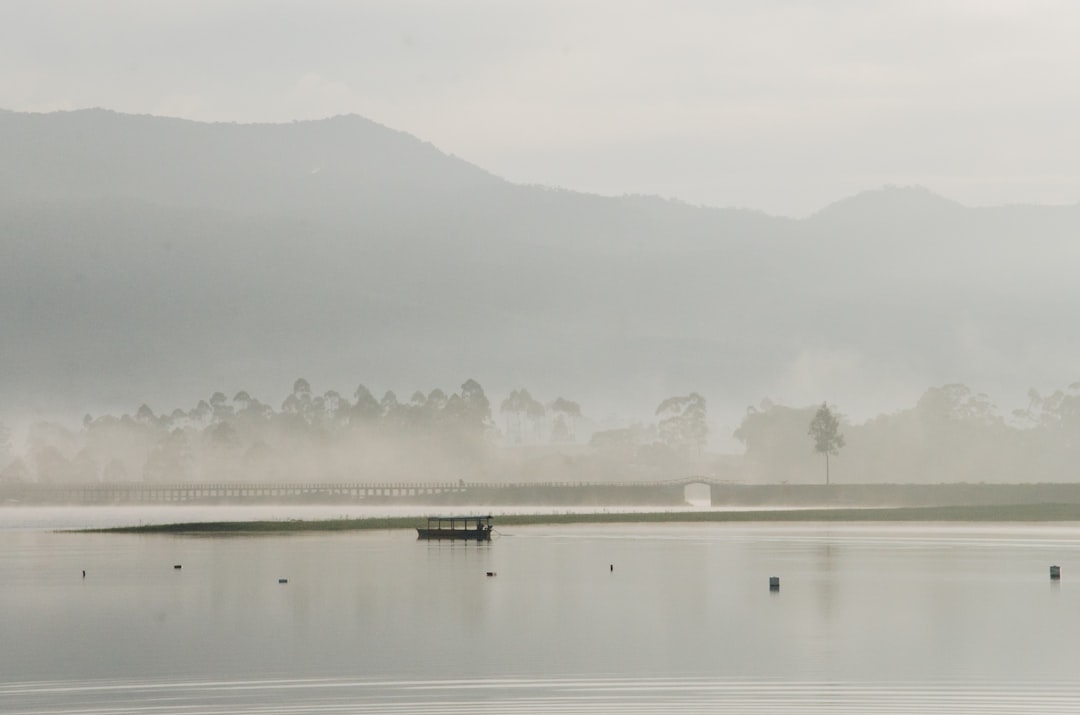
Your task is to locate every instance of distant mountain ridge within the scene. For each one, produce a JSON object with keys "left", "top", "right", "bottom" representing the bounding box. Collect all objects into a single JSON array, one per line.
[
  {"left": 0, "top": 108, "right": 508, "bottom": 222},
  {"left": 1, "top": 107, "right": 970, "bottom": 220},
  {"left": 810, "top": 185, "right": 965, "bottom": 225},
  {"left": 2, "top": 108, "right": 1079, "bottom": 428}
]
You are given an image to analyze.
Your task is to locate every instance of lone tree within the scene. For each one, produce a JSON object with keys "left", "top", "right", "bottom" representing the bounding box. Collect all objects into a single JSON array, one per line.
[{"left": 808, "top": 402, "right": 844, "bottom": 485}]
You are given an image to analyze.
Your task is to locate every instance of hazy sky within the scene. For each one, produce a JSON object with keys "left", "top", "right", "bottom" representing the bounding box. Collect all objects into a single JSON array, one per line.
[{"left": 4, "top": 0, "right": 1080, "bottom": 216}]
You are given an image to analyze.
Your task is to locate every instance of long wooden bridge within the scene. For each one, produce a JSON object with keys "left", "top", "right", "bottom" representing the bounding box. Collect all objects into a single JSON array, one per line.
[
  {"left": 5, "top": 479, "right": 1080, "bottom": 508},
  {"left": 0, "top": 479, "right": 707, "bottom": 506}
]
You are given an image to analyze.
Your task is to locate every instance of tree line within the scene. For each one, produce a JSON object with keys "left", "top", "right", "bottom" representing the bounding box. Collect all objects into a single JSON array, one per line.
[
  {"left": 6, "top": 377, "right": 1079, "bottom": 485},
  {"left": 0, "top": 379, "right": 709, "bottom": 484},
  {"left": 734, "top": 382, "right": 1080, "bottom": 483}
]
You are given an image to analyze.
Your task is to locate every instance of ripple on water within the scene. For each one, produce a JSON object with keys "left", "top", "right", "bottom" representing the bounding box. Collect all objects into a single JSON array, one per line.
[{"left": 4, "top": 677, "right": 1080, "bottom": 714}]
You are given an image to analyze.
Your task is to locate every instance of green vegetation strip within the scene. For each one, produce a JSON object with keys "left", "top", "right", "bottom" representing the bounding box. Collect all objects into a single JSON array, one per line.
[{"left": 83, "top": 503, "right": 1080, "bottom": 534}]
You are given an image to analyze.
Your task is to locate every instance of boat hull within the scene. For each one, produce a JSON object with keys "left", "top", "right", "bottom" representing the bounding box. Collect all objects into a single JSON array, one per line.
[{"left": 416, "top": 528, "right": 492, "bottom": 541}]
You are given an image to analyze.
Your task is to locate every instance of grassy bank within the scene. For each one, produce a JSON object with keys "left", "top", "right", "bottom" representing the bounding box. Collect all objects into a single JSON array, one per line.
[{"left": 83, "top": 502, "right": 1080, "bottom": 534}]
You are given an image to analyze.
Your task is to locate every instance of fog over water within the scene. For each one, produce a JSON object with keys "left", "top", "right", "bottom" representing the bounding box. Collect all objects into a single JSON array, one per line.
[
  {"left": 7, "top": 6, "right": 1080, "bottom": 712},
  {"left": 6, "top": 520, "right": 1080, "bottom": 713}
]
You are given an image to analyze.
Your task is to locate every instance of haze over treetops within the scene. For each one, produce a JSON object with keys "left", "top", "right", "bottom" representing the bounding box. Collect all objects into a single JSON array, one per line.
[{"left": 2, "top": 108, "right": 1079, "bottom": 438}]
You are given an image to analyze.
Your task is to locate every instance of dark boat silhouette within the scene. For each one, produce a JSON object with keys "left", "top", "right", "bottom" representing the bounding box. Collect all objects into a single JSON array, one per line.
[{"left": 417, "top": 515, "right": 493, "bottom": 541}]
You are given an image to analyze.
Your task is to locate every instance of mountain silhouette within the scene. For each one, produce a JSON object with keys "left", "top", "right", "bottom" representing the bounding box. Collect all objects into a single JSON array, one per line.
[{"left": 2, "top": 109, "right": 1078, "bottom": 422}]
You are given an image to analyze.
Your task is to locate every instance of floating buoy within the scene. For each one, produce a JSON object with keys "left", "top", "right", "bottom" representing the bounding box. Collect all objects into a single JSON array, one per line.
[
  {"left": 82, "top": 570, "right": 86, "bottom": 578},
  {"left": 1051, "top": 565, "right": 1061, "bottom": 580},
  {"left": 610, "top": 564, "right": 614, "bottom": 572},
  {"left": 486, "top": 571, "right": 496, "bottom": 577},
  {"left": 173, "top": 564, "right": 182, "bottom": 570},
  {"left": 769, "top": 576, "right": 780, "bottom": 591},
  {"left": 278, "top": 578, "right": 288, "bottom": 584}
]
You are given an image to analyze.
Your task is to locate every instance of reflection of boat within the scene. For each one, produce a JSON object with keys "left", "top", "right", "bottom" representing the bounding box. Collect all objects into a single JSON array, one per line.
[{"left": 417, "top": 515, "right": 493, "bottom": 541}]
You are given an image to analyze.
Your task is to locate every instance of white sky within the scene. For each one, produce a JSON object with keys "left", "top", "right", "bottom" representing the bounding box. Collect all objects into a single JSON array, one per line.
[{"left": 3, "top": 0, "right": 1080, "bottom": 216}]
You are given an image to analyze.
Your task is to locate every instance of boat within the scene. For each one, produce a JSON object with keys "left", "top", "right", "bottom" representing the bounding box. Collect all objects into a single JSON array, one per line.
[{"left": 417, "top": 515, "right": 493, "bottom": 541}]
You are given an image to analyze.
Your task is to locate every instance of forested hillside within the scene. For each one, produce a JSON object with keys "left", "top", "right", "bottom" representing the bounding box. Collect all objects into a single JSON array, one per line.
[{"left": 3, "top": 109, "right": 1080, "bottom": 462}]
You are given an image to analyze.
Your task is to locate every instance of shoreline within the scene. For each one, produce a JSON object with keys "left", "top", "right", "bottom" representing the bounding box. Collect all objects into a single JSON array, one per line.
[{"left": 81, "top": 502, "right": 1080, "bottom": 534}]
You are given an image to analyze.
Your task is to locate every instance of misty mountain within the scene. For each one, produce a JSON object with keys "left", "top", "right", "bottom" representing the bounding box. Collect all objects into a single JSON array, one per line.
[
  {"left": 2, "top": 109, "right": 1079, "bottom": 429},
  {"left": 0, "top": 108, "right": 506, "bottom": 219}
]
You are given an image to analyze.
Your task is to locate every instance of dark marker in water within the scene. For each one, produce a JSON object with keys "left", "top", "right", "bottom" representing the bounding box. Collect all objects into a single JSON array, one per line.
[
  {"left": 610, "top": 564, "right": 613, "bottom": 572},
  {"left": 82, "top": 570, "right": 86, "bottom": 578}
]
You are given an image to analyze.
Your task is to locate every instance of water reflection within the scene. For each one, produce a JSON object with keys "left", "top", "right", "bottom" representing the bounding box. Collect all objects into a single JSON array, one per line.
[
  {"left": 816, "top": 541, "right": 835, "bottom": 624},
  {"left": 6, "top": 676, "right": 1080, "bottom": 714},
  {"left": 4, "top": 520, "right": 1080, "bottom": 711}
]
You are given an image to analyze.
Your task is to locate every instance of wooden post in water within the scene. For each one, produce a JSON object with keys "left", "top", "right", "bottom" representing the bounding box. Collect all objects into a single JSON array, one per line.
[
  {"left": 1051, "top": 565, "right": 1061, "bottom": 580},
  {"left": 769, "top": 576, "right": 780, "bottom": 591}
]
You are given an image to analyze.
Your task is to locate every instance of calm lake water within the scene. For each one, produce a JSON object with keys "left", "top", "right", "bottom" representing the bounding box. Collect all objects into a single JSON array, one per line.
[{"left": 4, "top": 508, "right": 1080, "bottom": 713}]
